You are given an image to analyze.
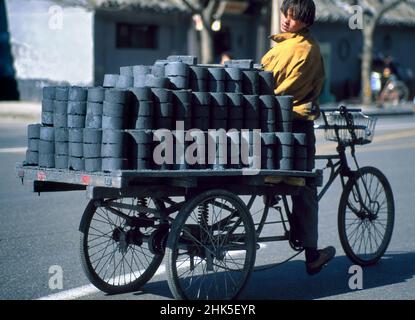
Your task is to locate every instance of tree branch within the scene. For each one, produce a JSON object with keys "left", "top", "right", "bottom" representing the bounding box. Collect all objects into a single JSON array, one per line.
[
  {"left": 373, "top": 0, "right": 406, "bottom": 24},
  {"left": 182, "top": 0, "right": 202, "bottom": 14}
]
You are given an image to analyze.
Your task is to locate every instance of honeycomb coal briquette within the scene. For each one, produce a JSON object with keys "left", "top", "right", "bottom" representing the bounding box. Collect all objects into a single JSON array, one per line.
[
  {"left": 150, "top": 65, "right": 165, "bottom": 78},
  {"left": 87, "top": 87, "right": 105, "bottom": 103},
  {"left": 134, "top": 75, "right": 146, "bottom": 88},
  {"left": 67, "top": 101, "right": 87, "bottom": 115},
  {"left": 132, "top": 101, "right": 153, "bottom": 117},
  {"left": 225, "top": 68, "right": 242, "bottom": 81},
  {"left": 151, "top": 88, "right": 172, "bottom": 103},
  {"left": 275, "top": 107, "right": 293, "bottom": 122},
  {"left": 83, "top": 143, "right": 101, "bottom": 158},
  {"left": 55, "top": 86, "right": 69, "bottom": 101},
  {"left": 25, "top": 150, "right": 38, "bottom": 165},
  {"left": 207, "top": 67, "right": 225, "bottom": 81},
  {"left": 192, "top": 92, "right": 210, "bottom": 106},
  {"left": 27, "top": 124, "right": 41, "bottom": 139},
  {"left": 168, "top": 76, "right": 189, "bottom": 90},
  {"left": 68, "top": 142, "right": 83, "bottom": 157},
  {"left": 294, "top": 158, "right": 307, "bottom": 171},
  {"left": 86, "top": 102, "right": 103, "bottom": 116},
  {"left": 228, "top": 118, "right": 243, "bottom": 130},
  {"left": 68, "top": 86, "right": 88, "bottom": 101},
  {"left": 120, "top": 66, "right": 133, "bottom": 77},
  {"left": 275, "top": 132, "right": 294, "bottom": 145},
  {"left": 261, "top": 132, "right": 276, "bottom": 146},
  {"left": 259, "top": 71, "right": 275, "bottom": 95},
  {"left": 67, "top": 115, "right": 86, "bottom": 128},
  {"left": 133, "top": 65, "right": 152, "bottom": 77},
  {"left": 226, "top": 81, "right": 243, "bottom": 93},
  {"left": 85, "top": 114, "right": 102, "bottom": 129},
  {"left": 167, "top": 55, "right": 197, "bottom": 65},
  {"left": 135, "top": 158, "right": 152, "bottom": 170},
  {"left": 155, "top": 117, "right": 173, "bottom": 130},
  {"left": 101, "top": 158, "right": 128, "bottom": 171},
  {"left": 102, "top": 115, "right": 125, "bottom": 130},
  {"left": 294, "top": 145, "right": 307, "bottom": 158},
  {"left": 102, "top": 129, "right": 128, "bottom": 144},
  {"left": 135, "top": 146, "right": 153, "bottom": 159},
  {"left": 242, "top": 71, "right": 259, "bottom": 95},
  {"left": 293, "top": 133, "right": 307, "bottom": 146},
  {"left": 85, "top": 158, "right": 102, "bottom": 172},
  {"left": 116, "top": 75, "right": 134, "bottom": 89},
  {"left": 155, "top": 103, "right": 174, "bottom": 118},
  {"left": 135, "top": 117, "right": 153, "bottom": 130},
  {"left": 226, "top": 93, "right": 243, "bottom": 107},
  {"left": 103, "top": 101, "right": 128, "bottom": 118},
  {"left": 175, "top": 103, "right": 192, "bottom": 119},
  {"left": 129, "top": 87, "right": 152, "bottom": 101},
  {"left": 224, "top": 59, "right": 254, "bottom": 69},
  {"left": 55, "top": 155, "right": 68, "bottom": 169},
  {"left": 28, "top": 139, "right": 39, "bottom": 151},
  {"left": 39, "top": 153, "right": 55, "bottom": 168},
  {"left": 53, "top": 113, "right": 67, "bottom": 128},
  {"left": 42, "top": 99, "right": 54, "bottom": 113},
  {"left": 101, "top": 143, "right": 128, "bottom": 158},
  {"left": 55, "top": 142, "right": 68, "bottom": 155},
  {"left": 54, "top": 128, "right": 69, "bottom": 142},
  {"left": 172, "top": 90, "right": 191, "bottom": 104},
  {"left": 43, "top": 86, "right": 55, "bottom": 100},
  {"left": 208, "top": 81, "right": 225, "bottom": 93},
  {"left": 189, "top": 66, "right": 207, "bottom": 80},
  {"left": 145, "top": 75, "right": 169, "bottom": 88},
  {"left": 54, "top": 100, "right": 67, "bottom": 114},
  {"left": 190, "top": 79, "right": 207, "bottom": 92},
  {"left": 68, "top": 157, "right": 85, "bottom": 171},
  {"left": 40, "top": 127, "right": 54, "bottom": 141},
  {"left": 276, "top": 157, "right": 293, "bottom": 170},
  {"left": 261, "top": 157, "right": 276, "bottom": 170},
  {"left": 259, "top": 95, "right": 275, "bottom": 109},
  {"left": 127, "top": 129, "right": 153, "bottom": 144},
  {"left": 165, "top": 62, "right": 189, "bottom": 77},
  {"left": 275, "top": 95, "right": 294, "bottom": 110},
  {"left": 261, "top": 108, "right": 276, "bottom": 122},
  {"left": 41, "top": 112, "right": 53, "bottom": 126},
  {"left": 103, "top": 74, "right": 119, "bottom": 88},
  {"left": 83, "top": 128, "right": 102, "bottom": 144},
  {"left": 104, "top": 88, "right": 131, "bottom": 105},
  {"left": 68, "top": 128, "right": 83, "bottom": 142}
]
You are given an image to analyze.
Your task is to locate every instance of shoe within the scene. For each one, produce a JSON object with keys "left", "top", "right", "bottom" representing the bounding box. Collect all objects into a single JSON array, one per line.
[{"left": 305, "top": 246, "right": 336, "bottom": 275}]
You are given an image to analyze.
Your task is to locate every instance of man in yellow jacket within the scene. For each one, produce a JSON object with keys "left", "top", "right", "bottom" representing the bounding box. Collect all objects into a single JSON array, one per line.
[{"left": 261, "top": 0, "right": 335, "bottom": 275}]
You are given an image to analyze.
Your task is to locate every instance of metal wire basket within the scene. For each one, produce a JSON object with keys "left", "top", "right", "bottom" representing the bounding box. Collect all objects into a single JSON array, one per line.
[{"left": 324, "top": 112, "right": 377, "bottom": 145}]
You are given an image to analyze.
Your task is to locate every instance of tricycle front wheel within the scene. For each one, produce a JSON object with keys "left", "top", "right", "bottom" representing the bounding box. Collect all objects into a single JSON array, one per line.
[{"left": 165, "top": 189, "right": 256, "bottom": 300}]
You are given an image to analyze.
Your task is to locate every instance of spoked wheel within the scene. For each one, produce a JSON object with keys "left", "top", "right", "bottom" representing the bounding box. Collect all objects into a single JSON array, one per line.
[
  {"left": 80, "top": 197, "right": 168, "bottom": 294},
  {"left": 166, "top": 190, "right": 256, "bottom": 300},
  {"left": 338, "top": 166, "right": 395, "bottom": 266}
]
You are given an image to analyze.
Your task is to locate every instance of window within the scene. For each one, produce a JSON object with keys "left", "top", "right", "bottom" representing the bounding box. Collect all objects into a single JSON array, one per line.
[{"left": 116, "top": 23, "right": 158, "bottom": 49}]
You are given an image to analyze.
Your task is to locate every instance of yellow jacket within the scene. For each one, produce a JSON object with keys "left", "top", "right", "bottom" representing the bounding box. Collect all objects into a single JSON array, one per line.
[{"left": 261, "top": 28, "right": 325, "bottom": 121}]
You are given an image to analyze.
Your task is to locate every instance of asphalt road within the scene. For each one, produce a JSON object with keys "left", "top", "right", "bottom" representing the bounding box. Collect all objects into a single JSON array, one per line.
[{"left": 0, "top": 114, "right": 415, "bottom": 300}]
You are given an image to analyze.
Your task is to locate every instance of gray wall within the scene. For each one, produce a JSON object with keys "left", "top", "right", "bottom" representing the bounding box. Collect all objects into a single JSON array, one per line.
[
  {"left": 6, "top": 0, "right": 94, "bottom": 100},
  {"left": 311, "top": 21, "right": 415, "bottom": 101},
  {"left": 94, "top": 9, "right": 190, "bottom": 86}
]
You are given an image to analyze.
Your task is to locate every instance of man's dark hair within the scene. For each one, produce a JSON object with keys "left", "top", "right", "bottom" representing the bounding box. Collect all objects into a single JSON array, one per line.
[{"left": 281, "top": 0, "right": 316, "bottom": 26}]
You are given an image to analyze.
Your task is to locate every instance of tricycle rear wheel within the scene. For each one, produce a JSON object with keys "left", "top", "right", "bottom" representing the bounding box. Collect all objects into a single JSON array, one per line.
[{"left": 80, "top": 197, "right": 166, "bottom": 294}]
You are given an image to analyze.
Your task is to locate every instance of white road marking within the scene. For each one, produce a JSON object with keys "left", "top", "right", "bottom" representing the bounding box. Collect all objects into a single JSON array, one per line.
[
  {"left": 36, "top": 243, "right": 267, "bottom": 300},
  {"left": 0, "top": 147, "right": 26, "bottom": 153}
]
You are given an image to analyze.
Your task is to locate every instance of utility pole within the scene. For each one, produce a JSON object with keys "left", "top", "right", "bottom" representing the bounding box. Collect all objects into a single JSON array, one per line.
[{"left": 270, "top": 0, "right": 281, "bottom": 46}]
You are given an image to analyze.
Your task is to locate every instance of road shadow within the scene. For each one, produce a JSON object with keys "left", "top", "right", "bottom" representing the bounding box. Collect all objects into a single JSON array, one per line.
[
  {"left": 123, "top": 251, "right": 415, "bottom": 300},
  {"left": 240, "top": 251, "right": 415, "bottom": 299}
]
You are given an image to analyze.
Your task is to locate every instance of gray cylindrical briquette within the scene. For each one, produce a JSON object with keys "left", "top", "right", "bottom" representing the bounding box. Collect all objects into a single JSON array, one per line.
[
  {"left": 28, "top": 124, "right": 41, "bottom": 139},
  {"left": 68, "top": 128, "right": 83, "bottom": 142},
  {"left": 103, "top": 74, "right": 119, "bottom": 88},
  {"left": 54, "top": 100, "right": 67, "bottom": 114},
  {"left": 40, "top": 127, "right": 54, "bottom": 141},
  {"left": 69, "top": 142, "right": 83, "bottom": 157},
  {"left": 83, "top": 128, "right": 102, "bottom": 144},
  {"left": 28, "top": 138, "right": 39, "bottom": 151},
  {"left": 42, "top": 99, "right": 54, "bottom": 112},
  {"left": 83, "top": 143, "right": 101, "bottom": 158},
  {"left": 87, "top": 87, "right": 105, "bottom": 103},
  {"left": 53, "top": 113, "right": 67, "bottom": 128},
  {"left": 55, "top": 155, "right": 68, "bottom": 169},
  {"left": 39, "top": 153, "right": 55, "bottom": 168},
  {"left": 101, "top": 158, "right": 128, "bottom": 171},
  {"left": 86, "top": 102, "right": 103, "bottom": 116},
  {"left": 67, "top": 101, "right": 87, "bottom": 115},
  {"left": 26, "top": 150, "right": 38, "bottom": 165},
  {"left": 55, "top": 142, "right": 68, "bottom": 155},
  {"left": 85, "top": 114, "right": 102, "bottom": 129},
  {"left": 68, "top": 86, "right": 88, "bottom": 101},
  {"left": 102, "top": 115, "right": 125, "bottom": 130},
  {"left": 54, "top": 128, "right": 69, "bottom": 142},
  {"left": 68, "top": 157, "right": 85, "bottom": 171},
  {"left": 85, "top": 158, "right": 102, "bottom": 172},
  {"left": 42, "top": 112, "right": 53, "bottom": 126},
  {"left": 67, "top": 115, "right": 86, "bottom": 128}
]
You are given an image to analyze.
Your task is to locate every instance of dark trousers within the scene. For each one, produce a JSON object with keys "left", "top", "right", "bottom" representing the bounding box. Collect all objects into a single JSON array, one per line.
[{"left": 291, "top": 120, "right": 318, "bottom": 248}]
